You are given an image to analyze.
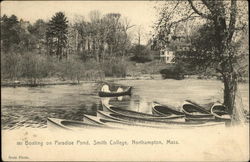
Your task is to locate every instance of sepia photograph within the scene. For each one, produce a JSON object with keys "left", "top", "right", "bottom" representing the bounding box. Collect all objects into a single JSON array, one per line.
[{"left": 1, "top": 0, "right": 249, "bottom": 161}]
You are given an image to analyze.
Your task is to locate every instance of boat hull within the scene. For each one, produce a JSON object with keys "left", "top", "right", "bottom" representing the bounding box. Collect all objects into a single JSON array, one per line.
[
  {"left": 83, "top": 113, "right": 162, "bottom": 129},
  {"left": 102, "top": 103, "right": 185, "bottom": 122},
  {"left": 211, "top": 103, "right": 231, "bottom": 121},
  {"left": 182, "top": 100, "right": 214, "bottom": 118},
  {"left": 47, "top": 118, "right": 105, "bottom": 131},
  {"left": 97, "top": 110, "right": 225, "bottom": 128},
  {"left": 152, "top": 102, "right": 184, "bottom": 116}
]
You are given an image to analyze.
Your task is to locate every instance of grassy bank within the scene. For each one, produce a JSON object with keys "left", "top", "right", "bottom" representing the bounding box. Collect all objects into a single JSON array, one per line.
[
  {"left": 1, "top": 51, "right": 166, "bottom": 87},
  {"left": 2, "top": 52, "right": 248, "bottom": 88}
]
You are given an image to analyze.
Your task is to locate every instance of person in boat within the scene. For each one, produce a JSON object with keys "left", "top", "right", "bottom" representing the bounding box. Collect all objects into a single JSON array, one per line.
[
  {"left": 117, "top": 87, "right": 123, "bottom": 92},
  {"left": 117, "top": 87, "right": 124, "bottom": 101},
  {"left": 101, "top": 84, "right": 111, "bottom": 92}
]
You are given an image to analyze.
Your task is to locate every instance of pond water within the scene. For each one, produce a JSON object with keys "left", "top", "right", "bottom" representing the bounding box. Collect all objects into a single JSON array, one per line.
[{"left": 1, "top": 79, "right": 249, "bottom": 130}]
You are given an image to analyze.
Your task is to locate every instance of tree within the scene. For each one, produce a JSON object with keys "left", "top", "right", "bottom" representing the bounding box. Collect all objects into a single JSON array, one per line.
[
  {"left": 46, "top": 12, "right": 68, "bottom": 60},
  {"left": 0, "top": 14, "right": 21, "bottom": 52},
  {"left": 28, "top": 19, "right": 47, "bottom": 54},
  {"left": 130, "top": 44, "right": 152, "bottom": 63},
  {"left": 154, "top": 0, "right": 248, "bottom": 123},
  {"left": 71, "top": 11, "right": 133, "bottom": 62}
]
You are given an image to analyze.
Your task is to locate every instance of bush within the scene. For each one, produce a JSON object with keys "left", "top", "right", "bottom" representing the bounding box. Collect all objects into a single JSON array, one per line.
[
  {"left": 130, "top": 55, "right": 152, "bottom": 63},
  {"left": 20, "top": 52, "right": 55, "bottom": 84},
  {"left": 1, "top": 52, "right": 55, "bottom": 84},
  {"left": 1, "top": 52, "right": 22, "bottom": 80},
  {"left": 55, "top": 57, "right": 86, "bottom": 82},
  {"left": 129, "top": 44, "right": 152, "bottom": 63},
  {"left": 160, "top": 64, "right": 184, "bottom": 80},
  {"left": 101, "top": 58, "right": 127, "bottom": 77}
]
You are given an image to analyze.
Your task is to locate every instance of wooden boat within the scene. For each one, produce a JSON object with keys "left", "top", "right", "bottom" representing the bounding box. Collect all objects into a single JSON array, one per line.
[
  {"left": 83, "top": 114, "right": 135, "bottom": 127},
  {"left": 102, "top": 103, "right": 185, "bottom": 122},
  {"left": 83, "top": 113, "right": 166, "bottom": 129},
  {"left": 47, "top": 118, "right": 105, "bottom": 131},
  {"left": 211, "top": 103, "right": 231, "bottom": 121},
  {"left": 151, "top": 102, "right": 216, "bottom": 122},
  {"left": 97, "top": 110, "right": 225, "bottom": 128},
  {"left": 185, "top": 117, "right": 217, "bottom": 122},
  {"left": 98, "top": 87, "right": 132, "bottom": 97},
  {"left": 182, "top": 100, "right": 214, "bottom": 118},
  {"left": 152, "top": 101, "right": 184, "bottom": 116}
]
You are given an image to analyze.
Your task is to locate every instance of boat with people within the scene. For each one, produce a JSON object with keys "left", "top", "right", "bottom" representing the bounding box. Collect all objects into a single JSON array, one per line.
[
  {"left": 102, "top": 102, "right": 186, "bottom": 122},
  {"left": 97, "top": 110, "right": 225, "bottom": 128},
  {"left": 152, "top": 101, "right": 185, "bottom": 116},
  {"left": 47, "top": 118, "right": 107, "bottom": 131},
  {"left": 182, "top": 100, "right": 214, "bottom": 118},
  {"left": 210, "top": 103, "right": 231, "bottom": 121},
  {"left": 98, "top": 84, "right": 132, "bottom": 97}
]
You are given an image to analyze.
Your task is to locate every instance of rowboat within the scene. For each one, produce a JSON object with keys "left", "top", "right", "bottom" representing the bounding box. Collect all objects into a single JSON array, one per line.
[
  {"left": 182, "top": 100, "right": 214, "bottom": 118},
  {"left": 185, "top": 117, "right": 217, "bottom": 122},
  {"left": 102, "top": 102, "right": 185, "bottom": 122},
  {"left": 83, "top": 113, "right": 164, "bottom": 129},
  {"left": 211, "top": 103, "right": 231, "bottom": 121},
  {"left": 152, "top": 101, "right": 184, "bottom": 116},
  {"left": 83, "top": 113, "right": 134, "bottom": 127},
  {"left": 151, "top": 102, "right": 216, "bottom": 122},
  {"left": 47, "top": 118, "right": 105, "bottom": 131},
  {"left": 98, "top": 87, "right": 132, "bottom": 97},
  {"left": 97, "top": 110, "right": 225, "bottom": 128}
]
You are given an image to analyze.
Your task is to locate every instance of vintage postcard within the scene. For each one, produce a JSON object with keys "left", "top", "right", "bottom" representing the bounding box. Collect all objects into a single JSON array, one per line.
[{"left": 1, "top": 1, "right": 249, "bottom": 161}]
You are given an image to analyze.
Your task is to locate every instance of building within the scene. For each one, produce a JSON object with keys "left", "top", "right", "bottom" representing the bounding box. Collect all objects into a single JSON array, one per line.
[
  {"left": 160, "top": 47, "right": 174, "bottom": 64},
  {"left": 159, "top": 23, "right": 192, "bottom": 64},
  {"left": 159, "top": 37, "right": 191, "bottom": 64}
]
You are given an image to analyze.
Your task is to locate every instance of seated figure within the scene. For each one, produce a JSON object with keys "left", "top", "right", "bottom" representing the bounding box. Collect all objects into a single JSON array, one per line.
[
  {"left": 101, "top": 84, "right": 111, "bottom": 92},
  {"left": 117, "top": 87, "right": 123, "bottom": 92}
]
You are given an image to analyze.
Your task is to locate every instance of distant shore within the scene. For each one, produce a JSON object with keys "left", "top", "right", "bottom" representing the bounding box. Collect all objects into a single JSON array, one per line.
[{"left": 1, "top": 74, "right": 248, "bottom": 88}]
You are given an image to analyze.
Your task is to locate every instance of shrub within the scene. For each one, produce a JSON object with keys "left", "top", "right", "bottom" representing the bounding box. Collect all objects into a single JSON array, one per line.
[
  {"left": 160, "top": 64, "right": 185, "bottom": 80},
  {"left": 129, "top": 44, "right": 152, "bottom": 63},
  {"left": 1, "top": 52, "right": 22, "bottom": 80},
  {"left": 101, "top": 58, "right": 127, "bottom": 77},
  {"left": 55, "top": 57, "right": 86, "bottom": 82},
  {"left": 20, "top": 52, "right": 53, "bottom": 84}
]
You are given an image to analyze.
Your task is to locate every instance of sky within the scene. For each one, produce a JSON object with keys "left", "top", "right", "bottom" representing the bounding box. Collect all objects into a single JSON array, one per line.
[{"left": 1, "top": 1, "right": 159, "bottom": 44}]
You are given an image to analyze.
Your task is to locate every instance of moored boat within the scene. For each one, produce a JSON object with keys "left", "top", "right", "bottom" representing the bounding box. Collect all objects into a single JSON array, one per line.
[
  {"left": 47, "top": 118, "right": 105, "bottom": 131},
  {"left": 83, "top": 113, "right": 133, "bottom": 128},
  {"left": 182, "top": 100, "right": 214, "bottom": 118},
  {"left": 185, "top": 117, "right": 217, "bottom": 122},
  {"left": 98, "top": 86, "right": 132, "bottom": 97},
  {"left": 211, "top": 103, "right": 231, "bottom": 121},
  {"left": 102, "top": 102, "right": 185, "bottom": 122},
  {"left": 152, "top": 101, "right": 184, "bottom": 116},
  {"left": 83, "top": 113, "right": 167, "bottom": 129},
  {"left": 97, "top": 110, "right": 225, "bottom": 128}
]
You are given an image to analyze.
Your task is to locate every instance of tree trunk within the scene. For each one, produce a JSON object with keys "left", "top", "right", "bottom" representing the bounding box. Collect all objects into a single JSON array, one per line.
[
  {"left": 223, "top": 73, "right": 237, "bottom": 115},
  {"left": 222, "top": 72, "right": 244, "bottom": 123}
]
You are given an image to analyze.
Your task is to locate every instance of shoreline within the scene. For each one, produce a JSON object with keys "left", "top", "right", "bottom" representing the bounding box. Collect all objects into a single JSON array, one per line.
[{"left": 1, "top": 75, "right": 248, "bottom": 88}]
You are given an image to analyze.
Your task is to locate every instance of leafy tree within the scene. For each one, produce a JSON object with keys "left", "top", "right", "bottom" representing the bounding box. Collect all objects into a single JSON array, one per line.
[
  {"left": 46, "top": 12, "right": 68, "bottom": 60},
  {"left": 1, "top": 14, "right": 21, "bottom": 52},
  {"left": 28, "top": 19, "right": 47, "bottom": 54},
  {"left": 130, "top": 44, "right": 152, "bottom": 63},
  {"left": 154, "top": 0, "right": 248, "bottom": 123}
]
